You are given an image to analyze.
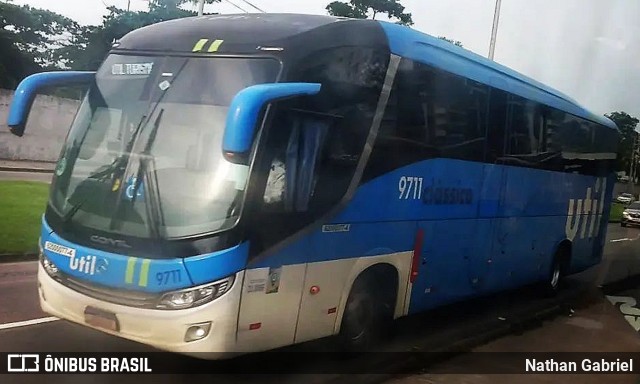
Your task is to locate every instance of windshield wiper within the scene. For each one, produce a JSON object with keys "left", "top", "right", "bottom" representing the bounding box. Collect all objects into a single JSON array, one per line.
[
  {"left": 61, "top": 58, "right": 190, "bottom": 234},
  {"left": 60, "top": 113, "right": 151, "bottom": 225},
  {"left": 129, "top": 108, "right": 165, "bottom": 239},
  {"left": 107, "top": 58, "right": 190, "bottom": 237}
]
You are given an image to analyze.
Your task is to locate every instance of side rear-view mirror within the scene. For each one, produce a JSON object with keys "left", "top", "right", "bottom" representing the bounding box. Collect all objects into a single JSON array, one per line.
[
  {"left": 8, "top": 71, "right": 96, "bottom": 137},
  {"left": 222, "top": 83, "right": 321, "bottom": 163}
]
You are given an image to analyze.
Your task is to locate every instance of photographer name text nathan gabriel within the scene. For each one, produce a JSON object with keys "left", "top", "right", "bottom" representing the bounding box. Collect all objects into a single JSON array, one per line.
[{"left": 526, "top": 358, "right": 634, "bottom": 373}]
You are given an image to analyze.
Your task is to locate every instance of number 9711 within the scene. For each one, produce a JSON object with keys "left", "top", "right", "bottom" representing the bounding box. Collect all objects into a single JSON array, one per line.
[{"left": 399, "top": 176, "right": 423, "bottom": 200}]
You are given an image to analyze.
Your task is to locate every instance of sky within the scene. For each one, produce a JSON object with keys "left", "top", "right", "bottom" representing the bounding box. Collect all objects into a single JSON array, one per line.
[{"left": 11, "top": 0, "right": 640, "bottom": 119}]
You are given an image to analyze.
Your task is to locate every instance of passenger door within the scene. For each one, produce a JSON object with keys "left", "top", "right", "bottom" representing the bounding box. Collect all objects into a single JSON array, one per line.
[{"left": 237, "top": 111, "right": 328, "bottom": 351}]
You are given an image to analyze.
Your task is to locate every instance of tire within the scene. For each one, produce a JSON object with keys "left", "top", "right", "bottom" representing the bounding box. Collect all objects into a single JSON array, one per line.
[
  {"left": 621, "top": 222, "right": 627, "bottom": 227},
  {"left": 339, "top": 275, "right": 388, "bottom": 352},
  {"left": 544, "top": 251, "right": 563, "bottom": 297}
]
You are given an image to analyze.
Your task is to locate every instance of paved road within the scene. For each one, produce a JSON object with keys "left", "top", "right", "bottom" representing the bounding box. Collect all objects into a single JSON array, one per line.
[
  {"left": 386, "top": 285, "right": 640, "bottom": 384},
  {"left": 0, "top": 223, "right": 638, "bottom": 384},
  {"left": 599, "top": 224, "right": 640, "bottom": 285},
  {"left": 0, "top": 269, "right": 597, "bottom": 384}
]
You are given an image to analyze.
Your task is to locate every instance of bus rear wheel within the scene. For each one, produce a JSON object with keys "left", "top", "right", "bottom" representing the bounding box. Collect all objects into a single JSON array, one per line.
[
  {"left": 544, "top": 250, "right": 565, "bottom": 296},
  {"left": 339, "top": 275, "right": 389, "bottom": 352}
]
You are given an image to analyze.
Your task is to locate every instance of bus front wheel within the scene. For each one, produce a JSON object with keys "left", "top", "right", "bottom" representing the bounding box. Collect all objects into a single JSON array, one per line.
[{"left": 339, "top": 274, "right": 390, "bottom": 352}]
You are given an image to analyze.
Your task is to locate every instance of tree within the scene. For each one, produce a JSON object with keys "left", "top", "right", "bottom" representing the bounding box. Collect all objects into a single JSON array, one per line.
[
  {"left": 324, "top": 1, "right": 462, "bottom": 45},
  {"left": 150, "top": 0, "right": 219, "bottom": 9},
  {"left": 149, "top": 0, "right": 220, "bottom": 12},
  {"left": 63, "top": 0, "right": 220, "bottom": 71},
  {"left": 438, "top": 36, "right": 463, "bottom": 47},
  {"left": 0, "top": 1, "right": 80, "bottom": 88},
  {"left": 606, "top": 111, "right": 639, "bottom": 173},
  {"left": 326, "top": 0, "right": 413, "bottom": 26}
]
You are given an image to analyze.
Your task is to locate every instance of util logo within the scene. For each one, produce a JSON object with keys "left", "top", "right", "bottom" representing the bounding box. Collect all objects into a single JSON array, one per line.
[
  {"left": 69, "top": 254, "right": 108, "bottom": 276},
  {"left": 565, "top": 177, "right": 607, "bottom": 241}
]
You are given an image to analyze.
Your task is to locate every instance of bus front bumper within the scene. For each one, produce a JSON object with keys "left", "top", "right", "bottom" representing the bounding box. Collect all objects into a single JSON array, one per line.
[{"left": 37, "top": 265, "right": 244, "bottom": 358}]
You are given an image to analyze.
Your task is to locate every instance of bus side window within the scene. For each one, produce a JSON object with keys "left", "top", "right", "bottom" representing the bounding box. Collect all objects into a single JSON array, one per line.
[
  {"left": 486, "top": 88, "right": 508, "bottom": 163},
  {"left": 534, "top": 108, "right": 547, "bottom": 154},
  {"left": 364, "top": 59, "right": 433, "bottom": 180},
  {"left": 364, "top": 59, "right": 490, "bottom": 181},
  {"left": 284, "top": 45, "right": 383, "bottom": 210},
  {"left": 250, "top": 46, "right": 387, "bottom": 254},
  {"left": 310, "top": 106, "right": 370, "bottom": 210},
  {"left": 260, "top": 112, "right": 333, "bottom": 213},
  {"left": 263, "top": 155, "right": 287, "bottom": 205},
  {"left": 430, "top": 71, "right": 488, "bottom": 161},
  {"left": 505, "top": 95, "right": 533, "bottom": 156},
  {"left": 261, "top": 115, "right": 297, "bottom": 211}
]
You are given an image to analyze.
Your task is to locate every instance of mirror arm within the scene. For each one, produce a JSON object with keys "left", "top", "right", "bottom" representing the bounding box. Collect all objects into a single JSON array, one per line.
[
  {"left": 222, "top": 83, "right": 322, "bottom": 157},
  {"left": 8, "top": 71, "right": 95, "bottom": 137}
]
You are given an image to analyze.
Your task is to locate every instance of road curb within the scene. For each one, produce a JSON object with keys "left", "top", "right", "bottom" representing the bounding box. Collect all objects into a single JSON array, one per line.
[
  {"left": 0, "top": 167, "right": 54, "bottom": 174},
  {"left": 0, "top": 253, "right": 39, "bottom": 264}
]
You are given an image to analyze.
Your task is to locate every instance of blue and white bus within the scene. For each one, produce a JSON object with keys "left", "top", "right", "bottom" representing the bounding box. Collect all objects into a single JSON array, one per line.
[{"left": 8, "top": 14, "right": 619, "bottom": 357}]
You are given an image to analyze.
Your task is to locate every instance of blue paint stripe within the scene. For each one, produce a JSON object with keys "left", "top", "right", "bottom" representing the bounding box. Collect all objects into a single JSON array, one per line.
[{"left": 41, "top": 218, "right": 248, "bottom": 292}]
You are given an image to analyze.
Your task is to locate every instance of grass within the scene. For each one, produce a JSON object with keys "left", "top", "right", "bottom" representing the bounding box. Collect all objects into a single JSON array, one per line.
[
  {"left": 0, "top": 181, "right": 49, "bottom": 255},
  {"left": 610, "top": 202, "right": 625, "bottom": 223}
]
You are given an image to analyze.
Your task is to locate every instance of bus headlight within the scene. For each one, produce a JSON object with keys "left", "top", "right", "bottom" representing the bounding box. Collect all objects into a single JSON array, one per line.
[
  {"left": 157, "top": 275, "right": 235, "bottom": 310},
  {"left": 38, "top": 238, "right": 60, "bottom": 277},
  {"left": 40, "top": 251, "right": 60, "bottom": 277}
]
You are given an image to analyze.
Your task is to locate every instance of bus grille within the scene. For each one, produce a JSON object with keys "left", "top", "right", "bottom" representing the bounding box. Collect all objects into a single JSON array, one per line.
[{"left": 53, "top": 272, "right": 162, "bottom": 309}]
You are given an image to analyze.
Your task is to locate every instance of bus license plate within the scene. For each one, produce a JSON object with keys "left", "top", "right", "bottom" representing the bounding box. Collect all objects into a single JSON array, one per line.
[{"left": 84, "top": 307, "right": 119, "bottom": 332}]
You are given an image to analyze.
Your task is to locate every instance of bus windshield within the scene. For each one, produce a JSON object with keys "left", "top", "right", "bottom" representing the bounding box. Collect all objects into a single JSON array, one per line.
[{"left": 50, "top": 54, "right": 280, "bottom": 240}]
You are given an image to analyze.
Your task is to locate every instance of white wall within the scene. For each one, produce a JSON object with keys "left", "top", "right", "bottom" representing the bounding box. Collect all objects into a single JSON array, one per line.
[{"left": 0, "top": 89, "right": 80, "bottom": 162}]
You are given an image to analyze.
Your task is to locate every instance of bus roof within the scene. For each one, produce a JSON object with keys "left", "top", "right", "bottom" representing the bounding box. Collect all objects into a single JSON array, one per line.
[
  {"left": 115, "top": 13, "right": 617, "bottom": 131},
  {"left": 116, "top": 13, "right": 342, "bottom": 54}
]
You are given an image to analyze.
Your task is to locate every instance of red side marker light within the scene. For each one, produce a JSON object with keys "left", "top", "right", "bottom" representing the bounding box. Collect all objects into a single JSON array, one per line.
[
  {"left": 249, "top": 322, "right": 261, "bottom": 330},
  {"left": 310, "top": 286, "right": 320, "bottom": 295},
  {"left": 410, "top": 228, "right": 424, "bottom": 284},
  {"left": 327, "top": 307, "right": 337, "bottom": 314}
]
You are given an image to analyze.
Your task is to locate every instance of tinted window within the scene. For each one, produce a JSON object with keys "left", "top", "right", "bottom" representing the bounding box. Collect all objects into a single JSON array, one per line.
[
  {"left": 505, "top": 95, "right": 534, "bottom": 155},
  {"left": 548, "top": 110, "right": 594, "bottom": 154},
  {"left": 496, "top": 97, "right": 566, "bottom": 170},
  {"left": 431, "top": 69, "right": 488, "bottom": 161},
  {"left": 280, "top": 46, "right": 387, "bottom": 211},
  {"left": 364, "top": 59, "right": 488, "bottom": 181},
  {"left": 545, "top": 109, "right": 617, "bottom": 176},
  {"left": 248, "top": 47, "right": 387, "bottom": 253},
  {"left": 486, "top": 87, "right": 508, "bottom": 164},
  {"left": 360, "top": 59, "right": 616, "bottom": 180},
  {"left": 260, "top": 109, "right": 372, "bottom": 214}
]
